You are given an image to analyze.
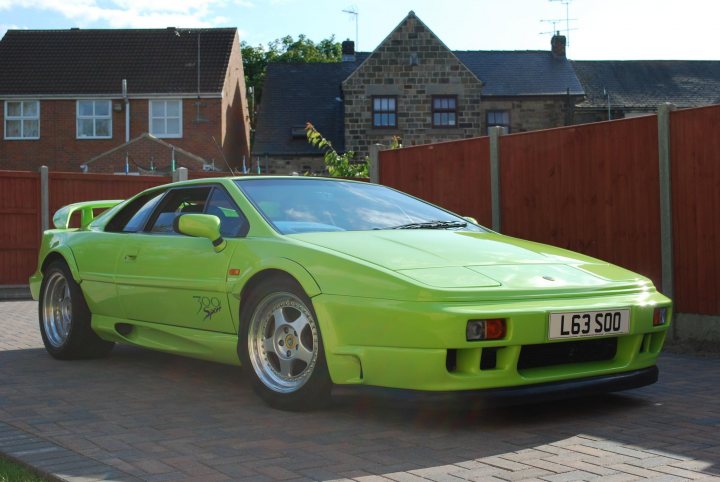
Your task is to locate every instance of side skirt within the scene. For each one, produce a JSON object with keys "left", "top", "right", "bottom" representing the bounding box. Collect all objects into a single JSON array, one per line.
[{"left": 92, "top": 315, "right": 241, "bottom": 366}]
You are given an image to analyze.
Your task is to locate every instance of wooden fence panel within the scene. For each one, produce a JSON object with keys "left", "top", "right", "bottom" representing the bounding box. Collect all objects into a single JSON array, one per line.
[
  {"left": 500, "top": 117, "right": 662, "bottom": 288},
  {"left": 671, "top": 105, "right": 720, "bottom": 315},
  {"left": 1, "top": 170, "right": 241, "bottom": 286},
  {"left": 48, "top": 172, "right": 166, "bottom": 216},
  {"left": 379, "top": 138, "right": 492, "bottom": 225},
  {"left": 0, "top": 171, "right": 40, "bottom": 285}
]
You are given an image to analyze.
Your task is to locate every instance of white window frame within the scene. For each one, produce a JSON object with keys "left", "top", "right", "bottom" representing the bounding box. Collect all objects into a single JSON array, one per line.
[
  {"left": 487, "top": 110, "right": 511, "bottom": 134},
  {"left": 149, "top": 99, "right": 183, "bottom": 139},
  {"left": 76, "top": 100, "right": 112, "bottom": 139},
  {"left": 4, "top": 100, "right": 40, "bottom": 140}
]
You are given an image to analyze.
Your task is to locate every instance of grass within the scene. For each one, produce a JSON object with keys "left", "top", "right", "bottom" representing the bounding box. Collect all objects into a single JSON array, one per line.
[{"left": 0, "top": 456, "right": 47, "bottom": 482}]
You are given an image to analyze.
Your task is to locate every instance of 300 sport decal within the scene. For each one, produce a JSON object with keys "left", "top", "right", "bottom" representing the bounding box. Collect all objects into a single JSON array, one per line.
[{"left": 193, "top": 296, "right": 222, "bottom": 321}]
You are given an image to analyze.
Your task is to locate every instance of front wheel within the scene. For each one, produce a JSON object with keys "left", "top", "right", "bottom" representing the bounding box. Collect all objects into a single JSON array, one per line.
[{"left": 240, "top": 277, "right": 331, "bottom": 411}]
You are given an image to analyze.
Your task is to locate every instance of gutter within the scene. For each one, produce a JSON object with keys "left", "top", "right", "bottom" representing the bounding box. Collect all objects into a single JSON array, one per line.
[
  {"left": 122, "top": 79, "right": 129, "bottom": 143},
  {"left": 0, "top": 92, "right": 223, "bottom": 100}
]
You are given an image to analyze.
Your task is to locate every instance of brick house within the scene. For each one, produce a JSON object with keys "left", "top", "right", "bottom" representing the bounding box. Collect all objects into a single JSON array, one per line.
[
  {"left": 253, "top": 11, "right": 583, "bottom": 173},
  {"left": 0, "top": 28, "right": 250, "bottom": 173}
]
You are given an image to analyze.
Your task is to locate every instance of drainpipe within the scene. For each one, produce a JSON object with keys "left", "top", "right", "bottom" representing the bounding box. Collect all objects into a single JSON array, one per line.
[{"left": 122, "top": 79, "right": 130, "bottom": 142}]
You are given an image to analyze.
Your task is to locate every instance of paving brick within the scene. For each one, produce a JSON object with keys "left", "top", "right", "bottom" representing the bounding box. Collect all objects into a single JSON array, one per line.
[
  {"left": 496, "top": 468, "right": 554, "bottom": 480},
  {"left": 650, "top": 465, "right": 712, "bottom": 479},
  {"left": 609, "top": 463, "right": 664, "bottom": 478},
  {"left": 539, "top": 470, "right": 600, "bottom": 481}
]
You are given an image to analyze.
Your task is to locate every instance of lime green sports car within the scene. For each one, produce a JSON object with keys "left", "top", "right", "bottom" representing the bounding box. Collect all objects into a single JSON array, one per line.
[{"left": 31, "top": 177, "right": 671, "bottom": 410}]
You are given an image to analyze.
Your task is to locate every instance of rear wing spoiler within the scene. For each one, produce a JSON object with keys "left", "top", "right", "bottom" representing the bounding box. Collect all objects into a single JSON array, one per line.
[{"left": 53, "top": 200, "right": 123, "bottom": 229}]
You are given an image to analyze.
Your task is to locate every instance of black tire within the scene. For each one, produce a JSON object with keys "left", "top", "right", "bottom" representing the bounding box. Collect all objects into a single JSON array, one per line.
[
  {"left": 239, "top": 276, "right": 331, "bottom": 411},
  {"left": 38, "top": 260, "right": 114, "bottom": 359}
]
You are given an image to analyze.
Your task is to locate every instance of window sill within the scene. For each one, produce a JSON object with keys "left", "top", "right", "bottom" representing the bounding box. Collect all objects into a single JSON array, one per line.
[
  {"left": 77, "top": 136, "right": 113, "bottom": 140},
  {"left": 151, "top": 134, "right": 183, "bottom": 139},
  {"left": 4, "top": 137, "right": 40, "bottom": 141}
]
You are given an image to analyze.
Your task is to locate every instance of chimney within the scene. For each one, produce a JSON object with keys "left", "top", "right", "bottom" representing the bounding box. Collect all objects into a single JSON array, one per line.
[
  {"left": 342, "top": 40, "right": 355, "bottom": 62},
  {"left": 551, "top": 32, "right": 566, "bottom": 58}
]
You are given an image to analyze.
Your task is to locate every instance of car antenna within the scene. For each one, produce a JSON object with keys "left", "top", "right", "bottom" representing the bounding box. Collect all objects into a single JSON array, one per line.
[{"left": 211, "top": 136, "right": 238, "bottom": 175}]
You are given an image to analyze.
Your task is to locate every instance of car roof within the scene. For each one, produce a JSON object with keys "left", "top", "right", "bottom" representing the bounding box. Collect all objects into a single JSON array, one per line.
[{"left": 168, "top": 176, "right": 372, "bottom": 187}]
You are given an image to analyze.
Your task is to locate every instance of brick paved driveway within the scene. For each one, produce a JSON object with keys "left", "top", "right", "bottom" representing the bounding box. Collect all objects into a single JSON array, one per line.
[{"left": 0, "top": 300, "right": 718, "bottom": 482}]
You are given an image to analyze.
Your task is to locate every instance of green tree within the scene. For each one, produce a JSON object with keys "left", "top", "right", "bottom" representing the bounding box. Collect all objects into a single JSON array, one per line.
[
  {"left": 306, "top": 122, "right": 368, "bottom": 178},
  {"left": 242, "top": 35, "right": 341, "bottom": 109}
]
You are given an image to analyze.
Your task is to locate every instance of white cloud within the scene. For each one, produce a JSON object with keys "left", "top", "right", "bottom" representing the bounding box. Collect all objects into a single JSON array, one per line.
[{"left": 0, "top": 0, "right": 252, "bottom": 28}]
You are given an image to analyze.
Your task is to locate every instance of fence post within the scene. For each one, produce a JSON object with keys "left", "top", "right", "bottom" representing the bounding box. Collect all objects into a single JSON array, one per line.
[
  {"left": 368, "top": 143, "right": 382, "bottom": 183},
  {"left": 39, "top": 165, "right": 49, "bottom": 232},
  {"left": 172, "top": 167, "right": 188, "bottom": 182},
  {"left": 489, "top": 126, "right": 507, "bottom": 232},
  {"left": 657, "top": 103, "right": 676, "bottom": 336}
]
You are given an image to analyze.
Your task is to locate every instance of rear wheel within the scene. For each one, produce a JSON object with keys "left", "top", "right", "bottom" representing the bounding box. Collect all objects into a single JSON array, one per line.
[
  {"left": 39, "top": 260, "right": 114, "bottom": 359},
  {"left": 240, "top": 277, "right": 331, "bottom": 411}
]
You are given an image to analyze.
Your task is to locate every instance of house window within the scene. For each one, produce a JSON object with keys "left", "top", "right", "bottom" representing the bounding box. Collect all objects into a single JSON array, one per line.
[
  {"left": 77, "top": 100, "right": 112, "bottom": 139},
  {"left": 149, "top": 100, "right": 182, "bottom": 138},
  {"left": 372, "top": 96, "right": 397, "bottom": 128},
  {"left": 432, "top": 96, "right": 457, "bottom": 127},
  {"left": 487, "top": 110, "right": 511, "bottom": 133},
  {"left": 4, "top": 101, "right": 39, "bottom": 140}
]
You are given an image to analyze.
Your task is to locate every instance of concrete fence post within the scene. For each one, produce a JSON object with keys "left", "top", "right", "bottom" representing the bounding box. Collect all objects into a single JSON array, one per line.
[
  {"left": 368, "top": 143, "right": 382, "bottom": 183},
  {"left": 173, "top": 167, "right": 189, "bottom": 182},
  {"left": 39, "top": 165, "right": 49, "bottom": 233},
  {"left": 657, "top": 102, "right": 676, "bottom": 337},
  {"left": 488, "top": 126, "right": 507, "bottom": 232}
]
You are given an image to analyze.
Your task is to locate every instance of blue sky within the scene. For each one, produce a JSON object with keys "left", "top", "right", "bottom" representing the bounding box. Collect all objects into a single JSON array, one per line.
[{"left": 0, "top": 0, "right": 718, "bottom": 60}]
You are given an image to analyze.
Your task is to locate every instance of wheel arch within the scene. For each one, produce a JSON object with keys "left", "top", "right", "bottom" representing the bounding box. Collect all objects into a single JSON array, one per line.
[
  {"left": 238, "top": 267, "right": 318, "bottom": 314},
  {"left": 235, "top": 258, "right": 321, "bottom": 303},
  {"left": 41, "top": 248, "right": 81, "bottom": 283}
]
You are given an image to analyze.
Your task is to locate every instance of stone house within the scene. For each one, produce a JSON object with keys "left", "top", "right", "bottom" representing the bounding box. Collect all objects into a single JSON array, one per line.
[
  {"left": 0, "top": 28, "right": 251, "bottom": 173},
  {"left": 572, "top": 60, "right": 720, "bottom": 123},
  {"left": 253, "top": 11, "right": 584, "bottom": 173}
]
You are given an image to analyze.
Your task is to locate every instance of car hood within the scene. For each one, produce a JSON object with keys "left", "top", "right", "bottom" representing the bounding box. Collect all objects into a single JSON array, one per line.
[{"left": 290, "top": 230, "right": 649, "bottom": 291}]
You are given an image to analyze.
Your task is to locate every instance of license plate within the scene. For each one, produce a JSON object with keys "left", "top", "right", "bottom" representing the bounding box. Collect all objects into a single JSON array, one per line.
[{"left": 548, "top": 309, "right": 630, "bottom": 340}]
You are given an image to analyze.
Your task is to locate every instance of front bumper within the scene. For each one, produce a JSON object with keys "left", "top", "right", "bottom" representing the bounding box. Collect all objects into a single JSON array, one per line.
[
  {"left": 335, "top": 366, "right": 659, "bottom": 405},
  {"left": 312, "top": 291, "right": 671, "bottom": 392}
]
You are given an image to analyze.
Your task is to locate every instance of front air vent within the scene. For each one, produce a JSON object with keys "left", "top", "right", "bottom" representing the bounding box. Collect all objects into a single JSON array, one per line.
[{"left": 518, "top": 337, "right": 617, "bottom": 371}]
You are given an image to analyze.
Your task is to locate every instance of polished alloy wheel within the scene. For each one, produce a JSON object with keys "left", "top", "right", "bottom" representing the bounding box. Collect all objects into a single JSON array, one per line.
[
  {"left": 41, "top": 271, "right": 72, "bottom": 348},
  {"left": 248, "top": 292, "right": 319, "bottom": 393}
]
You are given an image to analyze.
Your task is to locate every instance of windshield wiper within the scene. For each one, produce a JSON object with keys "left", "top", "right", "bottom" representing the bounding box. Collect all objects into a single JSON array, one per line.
[{"left": 385, "top": 220, "right": 467, "bottom": 230}]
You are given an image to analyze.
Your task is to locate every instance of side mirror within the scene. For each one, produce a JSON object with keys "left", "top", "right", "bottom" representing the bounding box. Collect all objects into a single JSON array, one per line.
[{"left": 173, "top": 214, "right": 226, "bottom": 252}]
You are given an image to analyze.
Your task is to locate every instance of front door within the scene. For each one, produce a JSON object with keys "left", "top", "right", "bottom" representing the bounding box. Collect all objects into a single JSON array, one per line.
[{"left": 115, "top": 185, "right": 247, "bottom": 334}]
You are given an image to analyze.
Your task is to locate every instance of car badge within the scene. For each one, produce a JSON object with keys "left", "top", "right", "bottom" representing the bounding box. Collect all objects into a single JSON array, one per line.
[{"left": 542, "top": 275, "right": 556, "bottom": 282}]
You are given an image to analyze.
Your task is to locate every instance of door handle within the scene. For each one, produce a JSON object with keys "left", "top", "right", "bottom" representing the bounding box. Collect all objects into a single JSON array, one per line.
[{"left": 123, "top": 247, "right": 139, "bottom": 262}]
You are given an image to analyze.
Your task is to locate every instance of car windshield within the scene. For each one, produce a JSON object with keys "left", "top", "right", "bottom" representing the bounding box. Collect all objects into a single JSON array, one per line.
[{"left": 236, "top": 178, "right": 486, "bottom": 234}]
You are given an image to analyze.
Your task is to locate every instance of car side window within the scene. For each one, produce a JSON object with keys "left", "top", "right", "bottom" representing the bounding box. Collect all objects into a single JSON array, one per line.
[
  {"left": 105, "top": 190, "right": 166, "bottom": 233},
  {"left": 122, "top": 193, "right": 164, "bottom": 233},
  {"left": 205, "top": 187, "right": 249, "bottom": 237},
  {"left": 147, "top": 187, "right": 212, "bottom": 234}
]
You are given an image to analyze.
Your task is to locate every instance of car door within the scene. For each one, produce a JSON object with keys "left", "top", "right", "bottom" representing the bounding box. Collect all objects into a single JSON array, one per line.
[
  {"left": 69, "top": 189, "right": 166, "bottom": 316},
  {"left": 115, "top": 185, "right": 249, "bottom": 334}
]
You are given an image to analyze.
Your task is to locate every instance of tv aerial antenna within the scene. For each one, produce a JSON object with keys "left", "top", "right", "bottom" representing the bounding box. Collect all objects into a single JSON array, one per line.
[
  {"left": 544, "top": 0, "right": 577, "bottom": 46},
  {"left": 342, "top": 6, "right": 359, "bottom": 50},
  {"left": 539, "top": 19, "right": 578, "bottom": 42}
]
